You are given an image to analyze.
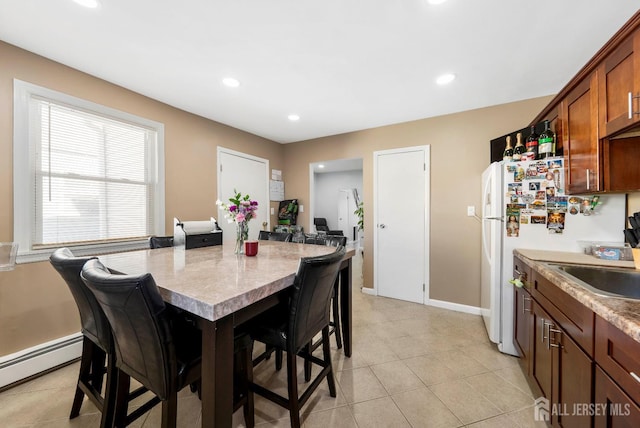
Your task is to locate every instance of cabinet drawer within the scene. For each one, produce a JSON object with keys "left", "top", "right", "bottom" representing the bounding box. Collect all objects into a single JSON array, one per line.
[
  {"left": 594, "top": 365, "right": 640, "bottom": 427},
  {"left": 532, "top": 271, "right": 594, "bottom": 355},
  {"left": 595, "top": 315, "right": 640, "bottom": 406}
]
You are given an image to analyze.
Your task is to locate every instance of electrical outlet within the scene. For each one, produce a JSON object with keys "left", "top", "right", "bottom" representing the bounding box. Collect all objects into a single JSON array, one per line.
[
  {"left": 467, "top": 206, "right": 476, "bottom": 217},
  {"left": 270, "top": 207, "right": 274, "bottom": 215}
]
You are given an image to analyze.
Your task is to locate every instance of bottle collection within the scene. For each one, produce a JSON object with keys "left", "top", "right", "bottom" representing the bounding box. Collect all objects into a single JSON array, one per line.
[{"left": 503, "top": 120, "right": 556, "bottom": 162}]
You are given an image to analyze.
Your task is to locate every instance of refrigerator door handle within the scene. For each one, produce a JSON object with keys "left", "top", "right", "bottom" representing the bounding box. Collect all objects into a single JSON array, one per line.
[{"left": 481, "top": 175, "right": 493, "bottom": 265}]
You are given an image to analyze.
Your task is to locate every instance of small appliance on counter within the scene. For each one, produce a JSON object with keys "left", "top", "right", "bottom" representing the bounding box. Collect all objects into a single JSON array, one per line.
[{"left": 173, "top": 217, "right": 222, "bottom": 249}]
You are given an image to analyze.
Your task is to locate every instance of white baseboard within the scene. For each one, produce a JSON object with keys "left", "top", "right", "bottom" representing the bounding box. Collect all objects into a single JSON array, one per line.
[
  {"left": 426, "top": 298, "right": 482, "bottom": 316},
  {"left": 361, "top": 287, "right": 376, "bottom": 296},
  {"left": 0, "top": 333, "right": 82, "bottom": 389}
]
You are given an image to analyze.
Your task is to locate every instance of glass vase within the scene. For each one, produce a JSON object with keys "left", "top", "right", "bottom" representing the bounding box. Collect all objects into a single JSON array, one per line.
[{"left": 235, "top": 222, "right": 249, "bottom": 254}]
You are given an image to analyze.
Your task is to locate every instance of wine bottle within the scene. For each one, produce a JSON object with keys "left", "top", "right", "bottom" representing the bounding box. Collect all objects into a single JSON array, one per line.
[
  {"left": 525, "top": 124, "right": 539, "bottom": 160},
  {"left": 538, "top": 120, "right": 555, "bottom": 158},
  {"left": 513, "top": 132, "right": 525, "bottom": 161},
  {"left": 503, "top": 135, "right": 514, "bottom": 162}
]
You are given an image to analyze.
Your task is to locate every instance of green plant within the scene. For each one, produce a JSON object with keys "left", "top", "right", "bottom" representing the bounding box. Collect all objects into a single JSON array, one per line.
[{"left": 354, "top": 202, "right": 364, "bottom": 231}]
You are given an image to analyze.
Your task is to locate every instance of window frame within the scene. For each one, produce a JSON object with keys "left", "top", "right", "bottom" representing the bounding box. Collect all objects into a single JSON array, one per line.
[{"left": 13, "top": 79, "right": 165, "bottom": 263}]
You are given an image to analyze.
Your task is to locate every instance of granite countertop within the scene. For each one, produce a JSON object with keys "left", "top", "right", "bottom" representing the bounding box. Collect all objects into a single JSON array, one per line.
[{"left": 515, "top": 249, "right": 640, "bottom": 344}]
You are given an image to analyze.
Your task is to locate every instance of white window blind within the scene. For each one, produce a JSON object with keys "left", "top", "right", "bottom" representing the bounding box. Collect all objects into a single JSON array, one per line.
[{"left": 14, "top": 80, "right": 165, "bottom": 261}]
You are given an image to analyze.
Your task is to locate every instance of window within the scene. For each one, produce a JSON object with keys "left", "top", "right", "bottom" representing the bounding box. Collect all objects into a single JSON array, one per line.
[{"left": 14, "top": 80, "right": 165, "bottom": 262}]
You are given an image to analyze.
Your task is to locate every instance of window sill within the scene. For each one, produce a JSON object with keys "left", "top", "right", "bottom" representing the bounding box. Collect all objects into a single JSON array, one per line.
[{"left": 17, "top": 239, "right": 150, "bottom": 264}]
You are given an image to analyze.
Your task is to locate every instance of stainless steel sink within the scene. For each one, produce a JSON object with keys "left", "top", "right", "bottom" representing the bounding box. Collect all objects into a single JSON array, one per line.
[{"left": 547, "top": 264, "right": 640, "bottom": 300}]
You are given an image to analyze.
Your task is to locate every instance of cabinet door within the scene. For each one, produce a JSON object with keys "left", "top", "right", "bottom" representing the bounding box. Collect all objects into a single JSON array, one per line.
[
  {"left": 531, "top": 301, "right": 553, "bottom": 400},
  {"left": 514, "top": 286, "right": 533, "bottom": 372},
  {"left": 551, "top": 323, "right": 593, "bottom": 428},
  {"left": 598, "top": 30, "right": 640, "bottom": 137},
  {"left": 594, "top": 366, "right": 640, "bottom": 428},
  {"left": 562, "top": 73, "right": 600, "bottom": 194}
]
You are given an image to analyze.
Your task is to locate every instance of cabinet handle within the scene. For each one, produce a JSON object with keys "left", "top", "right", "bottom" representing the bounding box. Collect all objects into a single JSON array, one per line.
[
  {"left": 541, "top": 319, "right": 551, "bottom": 343},
  {"left": 586, "top": 169, "right": 590, "bottom": 191},
  {"left": 522, "top": 295, "right": 532, "bottom": 313},
  {"left": 629, "top": 92, "right": 633, "bottom": 119},
  {"left": 631, "top": 372, "right": 640, "bottom": 384},
  {"left": 549, "top": 327, "right": 562, "bottom": 349}
]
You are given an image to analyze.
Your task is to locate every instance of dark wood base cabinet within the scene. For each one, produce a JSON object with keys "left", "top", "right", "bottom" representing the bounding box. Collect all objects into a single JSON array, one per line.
[
  {"left": 513, "top": 255, "right": 640, "bottom": 427},
  {"left": 594, "top": 366, "right": 640, "bottom": 428}
]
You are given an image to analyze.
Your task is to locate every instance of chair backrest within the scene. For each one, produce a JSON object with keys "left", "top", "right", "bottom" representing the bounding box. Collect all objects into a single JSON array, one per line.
[
  {"left": 81, "top": 259, "right": 176, "bottom": 400},
  {"left": 288, "top": 247, "right": 345, "bottom": 352},
  {"left": 149, "top": 235, "right": 174, "bottom": 249},
  {"left": 313, "top": 218, "right": 330, "bottom": 232},
  {"left": 326, "top": 235, "right": 347, "bottom": 247},
  {"left": 49, "top": 248, "right": 112, "bottom": 352},
  {"left": 258, "top": 231, "right": 293, "bottom": 242}
]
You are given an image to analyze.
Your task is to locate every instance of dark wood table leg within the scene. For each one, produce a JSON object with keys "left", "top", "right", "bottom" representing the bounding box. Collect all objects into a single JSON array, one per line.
[
  {"left": 200, "top": 315, "right": 234, "bottom": 427},
  {"left": 339, "top": 258, "right": 352, "bottom": 357}
]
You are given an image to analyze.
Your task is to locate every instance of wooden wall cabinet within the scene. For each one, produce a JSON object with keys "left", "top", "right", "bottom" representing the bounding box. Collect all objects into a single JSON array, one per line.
[
  {"left": 561, "top": 73, "right": 601, "bottom": 194},
  {"left": 532, "top": 11, "right": 640, "bottom": 194},
  {"left": 597, "top": 30, "right": 640, "bottom": 137}
]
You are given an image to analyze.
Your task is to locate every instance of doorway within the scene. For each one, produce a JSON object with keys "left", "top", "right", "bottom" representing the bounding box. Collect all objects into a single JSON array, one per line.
[
  {"left": 374, "top": 146, "right": 430, "bottom": 304},
  {"left": 217, "top": 147, "right": 270, "bottom": 245}
]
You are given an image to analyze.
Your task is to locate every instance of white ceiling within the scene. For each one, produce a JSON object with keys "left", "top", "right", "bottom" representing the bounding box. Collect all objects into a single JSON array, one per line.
[{"left": 0, "top": 1, "right": 637, "bottom": 144}]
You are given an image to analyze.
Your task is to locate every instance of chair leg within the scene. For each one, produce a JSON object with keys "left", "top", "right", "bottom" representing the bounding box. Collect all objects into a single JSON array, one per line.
[
  {"left": 90, "top": 347, "right": 107, "bottom": 393},
  {"left": 286, "top": 351, "right": 302, "bottom": 428},
  {"left": 161, "top": 394, "right": 178, "bottom": 428},
  {"left": 322, "top": 327, "right": 337, "bottom": 397},
  {"left": 304, "top": 342, "right": 312, "bottom": 382},
  {"left": 275, "top": 349, "right": 283, "bottom": 371},
  {"left": 70, "top": 337, "right": 93, "bottom": 418},
  {"left": 332, "top": 281, "right": 343, "bottom": 349},
  {"left": 112, "top": 369, "right": 131, "bottom": 428},
  {"left": 100, "top": 352, "right": 117, "bottom": 428},
  {"left": 243, "top": 345, "right": 255, "bottom": 428}
]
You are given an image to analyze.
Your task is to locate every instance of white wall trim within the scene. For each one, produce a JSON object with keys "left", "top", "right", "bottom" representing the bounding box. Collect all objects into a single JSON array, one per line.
[
  {"left": 361, "top": 286, "right": 377, "bottom": 296},
  {"left": 426, "top": 298, "right": 482, "bottom": 316},
  {"left": 0, "top": 333, "right": 82, "bottom": 389}
]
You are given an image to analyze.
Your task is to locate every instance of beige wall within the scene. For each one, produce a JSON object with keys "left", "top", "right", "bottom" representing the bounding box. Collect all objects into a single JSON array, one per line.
[
  {"left": 0, "top": 41, "right": 285, "bottom": 356},
  {"left": 0, "top": 40, "right": 558, "bottom": 358},
  {"left": 284, "top": 96, "right": 554, "bottom": 306}
]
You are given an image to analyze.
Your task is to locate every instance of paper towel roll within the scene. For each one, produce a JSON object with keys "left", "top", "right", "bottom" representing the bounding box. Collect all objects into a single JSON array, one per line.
[{"left": 181, "top": 220, "right": 214, "bottom": 234}]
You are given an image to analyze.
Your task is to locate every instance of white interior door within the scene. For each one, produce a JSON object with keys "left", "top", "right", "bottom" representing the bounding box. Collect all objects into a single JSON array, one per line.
[
  {"left": 217, "top": 147, "right": 269, "bottom": 245},
  {"left": 374, "top": 146, "right": 429, "bottom": 303},
  {"left": 337, "top": 189, "right": 351, "bottom": 239}
]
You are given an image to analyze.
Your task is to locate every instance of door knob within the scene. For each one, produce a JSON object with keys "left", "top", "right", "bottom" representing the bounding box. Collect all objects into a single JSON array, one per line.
[{"left": 379, "top": 224, "right": 386, "bottom": 229}]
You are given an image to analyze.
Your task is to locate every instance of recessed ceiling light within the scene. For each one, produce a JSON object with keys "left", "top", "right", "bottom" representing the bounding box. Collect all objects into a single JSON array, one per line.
[
  {"left": 73, "top": 0, "right": 100, "bottom": 8},
  {"left": 436, "top": 73, "right": 456, "bottom": 85},
  {"left": 222, "top": 77, "right": 240, "bottom": 88},
  {"left": 288, "top": 114, "right": 300, "bottom": 121},
  {"left": 427, "top": 0, "right": 449, "bottom": 5},
  {"left": 318, "top": 164, "right": 325, "bottom": 169}
]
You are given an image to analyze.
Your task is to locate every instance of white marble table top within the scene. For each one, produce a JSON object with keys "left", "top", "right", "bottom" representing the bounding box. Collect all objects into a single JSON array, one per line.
[{"left": 100, "top": 241, "right": 354, "bottom": 322}]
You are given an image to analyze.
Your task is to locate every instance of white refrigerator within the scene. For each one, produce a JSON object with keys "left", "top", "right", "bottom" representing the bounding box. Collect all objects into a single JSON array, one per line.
[{"left": 480, "top": 159, "right": 626, "bottom": 356}]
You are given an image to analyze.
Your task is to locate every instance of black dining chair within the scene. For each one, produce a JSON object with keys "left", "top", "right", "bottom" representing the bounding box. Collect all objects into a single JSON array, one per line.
[
  {"left": 149, "top": 235, "right": 174, "bottom": 249},
  {"left": 80, "top": 259, "right": 255, "bottom": 428},
  {"left": 303, "top": 235, "right": 347, "bottom": 380},
  {"left": 50, "top": 248, "right": 119, "bottom": 428},
  {"left": 246, "top": 247, "right": 345, "bottom": 428},
  {"left": 258, "top": 231, "right": 293, "bottom": 242}
]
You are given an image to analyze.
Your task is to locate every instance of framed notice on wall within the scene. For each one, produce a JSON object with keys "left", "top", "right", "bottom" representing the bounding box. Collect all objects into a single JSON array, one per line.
[{"left": 270, "top": 180, "right": 284, "bottom": 201}]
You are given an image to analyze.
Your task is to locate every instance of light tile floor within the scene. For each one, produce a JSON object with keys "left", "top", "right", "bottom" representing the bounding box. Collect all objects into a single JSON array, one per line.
[{"left": 0, "top": 255, "right": 547, "bottom": 427}]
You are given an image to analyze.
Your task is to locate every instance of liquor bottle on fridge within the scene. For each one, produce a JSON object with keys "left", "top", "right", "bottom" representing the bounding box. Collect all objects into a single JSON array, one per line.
[
  {"left": 502, "top": 135, "right": 514, "bottom": 161},
  {"left": 538, "top": 120, "right": 555, "bottom": 158},
  {"left": 513, "top": 132, "right": 525, "bottom": 161},
  {"left": 525, "top": 124, "right": 539, "bottom": 160}
]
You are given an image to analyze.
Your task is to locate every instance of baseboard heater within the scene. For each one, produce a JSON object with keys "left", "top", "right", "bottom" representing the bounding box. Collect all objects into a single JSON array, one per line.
[{"left": 0, "top": 333, "right": 83, "bottom": 389}]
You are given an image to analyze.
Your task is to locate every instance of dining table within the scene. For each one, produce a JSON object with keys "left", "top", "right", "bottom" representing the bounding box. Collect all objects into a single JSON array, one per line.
[{"left": 100, "top": 240, "right": 354, "bottom": 427}]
